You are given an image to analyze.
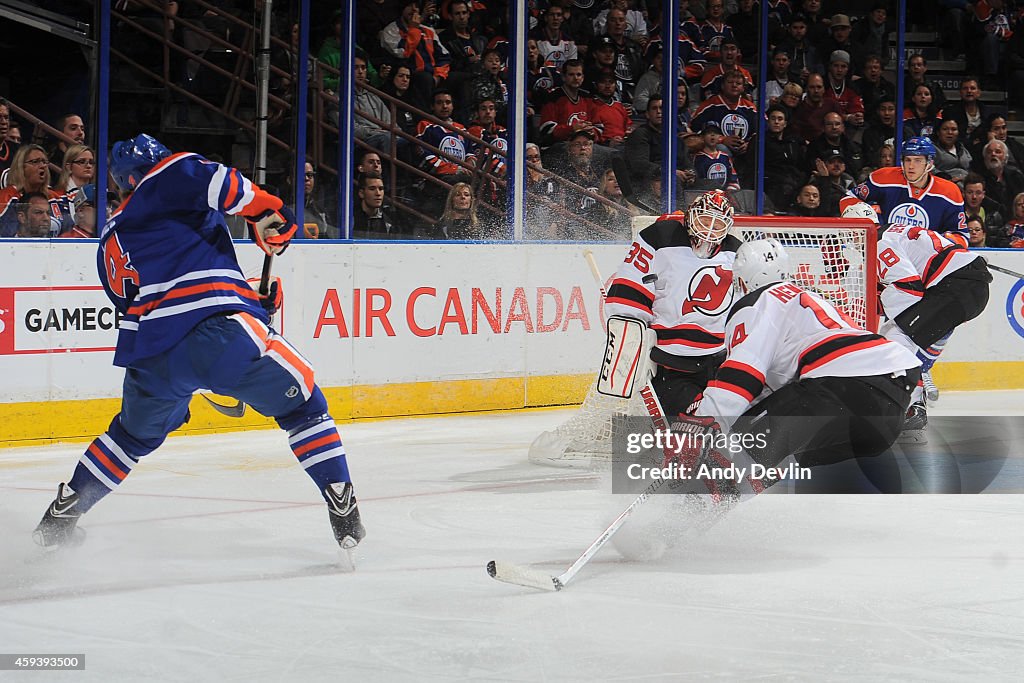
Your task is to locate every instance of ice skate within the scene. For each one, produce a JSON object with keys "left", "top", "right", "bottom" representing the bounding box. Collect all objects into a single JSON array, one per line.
[
  {"left": 922, "top": 371, "right": 939, "bottom": 402},
  {"left": 325, "top": 482, "right": 365, "bottom": 550},
  {"left": 33, "top": 483, "right": 86, "bottom": 548},
  {"left": 897, "top": 402, "right": 928, "bottom": 444}
]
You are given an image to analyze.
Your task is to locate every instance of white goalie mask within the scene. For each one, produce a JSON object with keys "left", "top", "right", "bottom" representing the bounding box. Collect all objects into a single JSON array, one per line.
[
  {"left": 733, "top": 239, "right": 791, "bottom": 295},
  {"left": 687, "top": 190, "right": 734, "bottom": 259},
  {"left": 841, "top": 202, "right": 879, "bottom": 223}
]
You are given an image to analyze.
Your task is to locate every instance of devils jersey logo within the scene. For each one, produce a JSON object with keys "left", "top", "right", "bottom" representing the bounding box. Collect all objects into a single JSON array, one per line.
[{"left": 682, "top": 264, "right": 734, "bottom": 316}]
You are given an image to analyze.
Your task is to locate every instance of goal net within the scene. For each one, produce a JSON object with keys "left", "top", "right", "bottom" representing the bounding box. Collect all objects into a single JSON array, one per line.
[{"left": 528, "top": 215, "right": 878, "bottom": 468}]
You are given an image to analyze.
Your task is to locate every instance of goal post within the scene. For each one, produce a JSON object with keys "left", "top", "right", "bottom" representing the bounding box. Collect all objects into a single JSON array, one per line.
[{"left": 527, "top": 215, "right": 879, "bottom": 468}]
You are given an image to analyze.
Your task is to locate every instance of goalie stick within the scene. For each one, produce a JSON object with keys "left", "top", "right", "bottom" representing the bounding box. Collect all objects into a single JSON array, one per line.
[{"left": 201, "top": 253, "right": 274, "bottom": 417}]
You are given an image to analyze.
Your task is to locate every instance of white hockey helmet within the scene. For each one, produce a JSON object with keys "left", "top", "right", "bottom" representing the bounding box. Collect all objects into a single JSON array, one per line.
[
  {"left": 687, "top": 189, "right": 734, "bottom": 258},
  {"left": 841, "top": 201, "right": 879, "bottom": 223},
  {"left": 733, "top": 239, "right": 791, "bottom": 295}
]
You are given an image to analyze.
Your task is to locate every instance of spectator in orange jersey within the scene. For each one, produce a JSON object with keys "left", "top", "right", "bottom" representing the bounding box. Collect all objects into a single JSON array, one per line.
[
  {"left": 381, "top": 2, "right": 452, "bottom": 112},
  {"left": 0, "top": 145, "right": 71, "bottom": 237}
]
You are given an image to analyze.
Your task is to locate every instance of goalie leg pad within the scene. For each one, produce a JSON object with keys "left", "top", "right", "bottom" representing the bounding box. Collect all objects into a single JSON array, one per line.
[{"left": 597, "top": 316, "right": 654, "bottom": 399}]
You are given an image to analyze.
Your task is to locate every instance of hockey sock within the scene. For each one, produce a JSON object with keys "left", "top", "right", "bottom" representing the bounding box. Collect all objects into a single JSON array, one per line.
[
  {"left": 67, "top": 416, "right": 152, "bottom": 513},
  {"left": 286, "top": 417, "right": 351, "bottom": 491},
  {"left": 916, "top": 331, "right": 952, "bottom": 373}
]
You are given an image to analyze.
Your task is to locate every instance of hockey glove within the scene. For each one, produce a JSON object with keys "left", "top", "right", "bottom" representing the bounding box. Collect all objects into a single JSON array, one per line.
[
  {"left": 665, "top": 414, "right": 721, "bottom": 469},
  {"left": 247, "top": 276, "right": 283, "bottom": 317},
  {"left": 943, "top": 231, "right": 968, "bottom": 249},
  {"left": 247, "top": 205, "right": 298, "bottom": 255}
]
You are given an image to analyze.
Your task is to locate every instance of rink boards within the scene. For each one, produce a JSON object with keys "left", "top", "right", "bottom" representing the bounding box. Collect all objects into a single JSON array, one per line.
[{"left": 2, "top": 240, "right": 1024, "bottom": 445}]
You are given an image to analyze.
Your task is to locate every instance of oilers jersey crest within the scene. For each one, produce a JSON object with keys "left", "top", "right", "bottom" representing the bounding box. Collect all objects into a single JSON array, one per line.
[{"left": 98, "top": 153, "right": 274, "bottom": 367}]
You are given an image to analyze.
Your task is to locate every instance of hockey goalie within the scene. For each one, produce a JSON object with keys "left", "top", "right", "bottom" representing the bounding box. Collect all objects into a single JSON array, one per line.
[{"left": 529, "top": 190, "right": 742, "bottom": 467}]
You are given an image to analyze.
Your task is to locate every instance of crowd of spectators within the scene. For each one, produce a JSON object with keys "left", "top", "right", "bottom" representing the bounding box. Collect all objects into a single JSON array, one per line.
[
  {"left": 9, "top": 1, "right": 1024, "bottom": 246},
  {"left": 342, "top": 0, "right": 1024, "bottom": 244}
]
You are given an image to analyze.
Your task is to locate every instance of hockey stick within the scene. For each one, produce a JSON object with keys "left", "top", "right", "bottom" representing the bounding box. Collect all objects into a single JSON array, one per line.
[
  {"left": 582, "top": 249, "right": 608, "bottom": 298},
  {"left": 985, "top": 261, "right": 1024, "bottom": 280},
  {"left": 200, "top": 253, "right": 274, "bottom": 417},
  {"left": 487, "top": 474, "right": 669, "bottom": 591},
  {"left": 488, "top": 251, "right": 672, "bottom": 591}
]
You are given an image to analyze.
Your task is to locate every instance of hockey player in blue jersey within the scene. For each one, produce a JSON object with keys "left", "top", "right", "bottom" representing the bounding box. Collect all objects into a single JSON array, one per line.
[
  {"left": 840, "top": 136, "right": 969, "bottom": 405},
  {"left": 33, "top": 134, "right": 365, "bottom": 553},
  {"left": 841, "top": 137, "right": 968, "bottom": 246}
]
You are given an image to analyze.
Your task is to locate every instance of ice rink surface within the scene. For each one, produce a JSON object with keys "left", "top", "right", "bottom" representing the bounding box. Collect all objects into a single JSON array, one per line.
[{"left": 2, "top": 391, "right": 1024, "bottom": 681}]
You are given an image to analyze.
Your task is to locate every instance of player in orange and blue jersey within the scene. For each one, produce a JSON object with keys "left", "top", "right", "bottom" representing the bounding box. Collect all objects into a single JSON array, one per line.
[{"left": 33, "top": 135, "right": 365, "bottom": 554}]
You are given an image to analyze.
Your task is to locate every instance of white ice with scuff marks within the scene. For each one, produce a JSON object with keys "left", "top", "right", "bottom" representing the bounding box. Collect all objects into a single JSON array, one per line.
[{"left": 1, "top": 391, "right": 1023, "bottom": 681}]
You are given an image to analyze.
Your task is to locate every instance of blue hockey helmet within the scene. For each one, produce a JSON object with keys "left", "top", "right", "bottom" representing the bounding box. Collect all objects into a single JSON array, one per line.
[
  {"left": 901, "top": 136, "right": 936, "bottom": 161},
  {"left": 109, "top": 134, "right": 172, "bottom": 192}
]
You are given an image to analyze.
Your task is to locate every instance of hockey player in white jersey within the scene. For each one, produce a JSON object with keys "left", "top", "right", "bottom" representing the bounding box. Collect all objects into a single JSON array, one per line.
[
  {"left": 603, "top": 190, "right": 741, "bottom": 417},
  {"left": 858, "top": 204, "right": 992, "bottom": 441},
  {"left": 688, "top": 239, "right": 921, "bottom": 472}
]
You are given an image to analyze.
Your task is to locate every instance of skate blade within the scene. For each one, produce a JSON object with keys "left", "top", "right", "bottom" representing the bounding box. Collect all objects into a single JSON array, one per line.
[
  {"left": 896, "top": 429, "right": 928, "bottom": 445},
  {"left": 32, "top": 526, "right": 86, "bottom": 550},
  {"left": 335, "top": 545, "right": 357, "bottom": 572}
]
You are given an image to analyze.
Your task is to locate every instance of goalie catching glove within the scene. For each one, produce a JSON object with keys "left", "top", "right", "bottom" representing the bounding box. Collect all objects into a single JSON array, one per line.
[{"left": 247, "top": 205, "right": 298, "bottom": 256}]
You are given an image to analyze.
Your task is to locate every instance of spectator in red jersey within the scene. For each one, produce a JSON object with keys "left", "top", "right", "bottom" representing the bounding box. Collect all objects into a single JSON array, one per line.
[
  {"left": 539, "top": 59, "right": 597, "bottom": 145},
  {"left": 823, "top": 50, "right": 865, "bottom": 128},
  {"left": 589, "top": 70, "right": 632, "bottom": 148},
  {"left": 790, "top": 73, "right": 843, "bottom": 143}
]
